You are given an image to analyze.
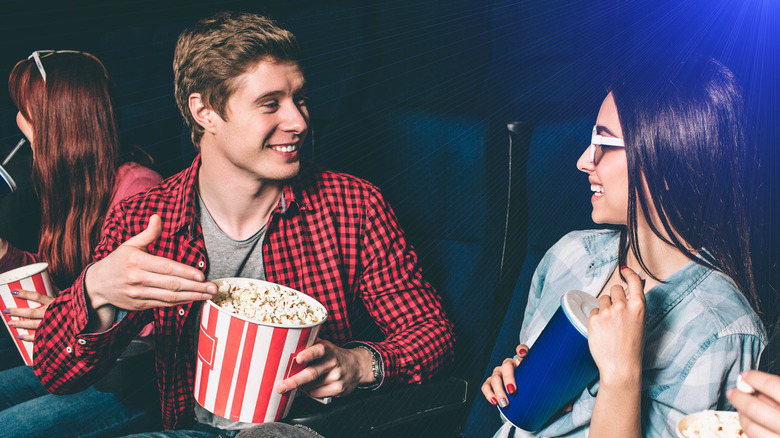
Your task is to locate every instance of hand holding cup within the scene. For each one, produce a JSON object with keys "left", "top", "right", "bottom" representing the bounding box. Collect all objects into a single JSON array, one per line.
[
  {"left": 5, "top": 289, "right": 55, "bottom": 341},
  {"left": 482, "top": 344, "right": 529, "bottom": 408},
  {"left": 0, "top": 262, "right": 57, "bottom": 365}
]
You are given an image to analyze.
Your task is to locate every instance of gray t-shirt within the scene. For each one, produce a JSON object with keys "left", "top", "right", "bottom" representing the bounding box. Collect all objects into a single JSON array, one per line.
[{"left": 194, "top": 194, "right": 268, "bottom": 430}]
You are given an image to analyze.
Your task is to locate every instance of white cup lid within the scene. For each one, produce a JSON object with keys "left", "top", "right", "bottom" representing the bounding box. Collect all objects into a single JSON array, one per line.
[{"left": 560, "top": 290, "right": 599, "bottom": 337}]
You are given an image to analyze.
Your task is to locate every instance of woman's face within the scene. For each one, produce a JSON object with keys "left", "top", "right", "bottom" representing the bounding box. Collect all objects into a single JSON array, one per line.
[
  {"left": 16, "top": 111, "right": 33, "bottom": 144},
  {"left": 576, "top": 93, "right": 629, "bottom": 225}
]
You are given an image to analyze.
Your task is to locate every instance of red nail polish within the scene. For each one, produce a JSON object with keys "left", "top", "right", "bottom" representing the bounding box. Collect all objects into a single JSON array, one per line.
[
  {"left": 621, "top": 266, "right": 628, "bottom": 271},
  {"left": 507, "top": 384, "right": 516, "bottom": 395},
  {"left": 518, "top": 348, "right": 528, "bottom": 356},
  {"left": 490, "top": 397, "right": 498, "bottom": 405}
]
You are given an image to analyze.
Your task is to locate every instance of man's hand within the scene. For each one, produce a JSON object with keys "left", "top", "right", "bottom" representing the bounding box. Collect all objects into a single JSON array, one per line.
[
  {"left": 5, "top": 290, "right": 54, "bottom": 341},
  {"left": 275, "top": 339, "right": 374, "bottom": 398},
  {"left": 84, "top": 214, "right": 216, "bottom": 331}
]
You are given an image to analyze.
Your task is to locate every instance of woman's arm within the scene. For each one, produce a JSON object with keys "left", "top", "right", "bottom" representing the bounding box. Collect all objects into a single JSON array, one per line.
[{"left": 588, "top": 267, "right": 646, "bottom": 438}]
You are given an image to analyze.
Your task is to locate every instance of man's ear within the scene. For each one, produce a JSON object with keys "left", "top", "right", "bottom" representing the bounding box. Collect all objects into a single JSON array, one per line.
[{"left": 189, "top": 93, "right": 220, "bottom": 134}]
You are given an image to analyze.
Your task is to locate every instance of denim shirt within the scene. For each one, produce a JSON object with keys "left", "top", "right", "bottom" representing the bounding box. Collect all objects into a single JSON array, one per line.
[{"left": 498, "top": 230, "right": 766, "bottom": 438}]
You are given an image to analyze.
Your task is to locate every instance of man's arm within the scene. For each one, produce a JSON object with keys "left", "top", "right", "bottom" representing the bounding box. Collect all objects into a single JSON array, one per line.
[
  {"left": 353, "top": 188, "right": 455, "bottom": 384},
  {"left": 275, "top": 187, "right": 454, "bottom": 398},
  {"left": 33, "top": 212, "right": 216, "bottom": 394}
]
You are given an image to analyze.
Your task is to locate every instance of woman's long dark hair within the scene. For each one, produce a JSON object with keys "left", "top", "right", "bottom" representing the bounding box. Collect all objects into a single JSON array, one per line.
[
  {"left": 9, "top": 52, "right": 119, "bottom": 288},
  {"left": 610, "top": 55, "right": 759, "bottom": 312}
]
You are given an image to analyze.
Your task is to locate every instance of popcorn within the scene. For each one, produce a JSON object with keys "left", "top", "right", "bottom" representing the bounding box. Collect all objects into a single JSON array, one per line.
[
  {"left": 681, "top": 411, "right": 747, "bottom": 438},
  {"left": 212, "top": 280, "right": 326, "bottom": 326},
  {"left": 736, "top": 374, "right": 756, "bottom": 394}
]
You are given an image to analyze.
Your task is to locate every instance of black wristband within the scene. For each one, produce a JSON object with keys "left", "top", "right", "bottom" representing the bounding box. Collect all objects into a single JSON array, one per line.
[{"left": 352, "top": 345, "right": 383, "bottom": 390}]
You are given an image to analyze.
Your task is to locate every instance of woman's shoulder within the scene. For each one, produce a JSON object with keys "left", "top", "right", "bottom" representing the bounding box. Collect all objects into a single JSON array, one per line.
[
  {"left": 546, "top": 229, "right": 620, "bottom": 259},
  {"left": 687, "top": 270, "right": 767, "bottom": 340},
  {"left": 111, "top": 162, "right": 163, "bottom": 207},
  {"left": 116, "top": 162, "right": 162, "bottom": 184},
  {"left": 532, "top": 229, "right": 620, "bottom": 292}
]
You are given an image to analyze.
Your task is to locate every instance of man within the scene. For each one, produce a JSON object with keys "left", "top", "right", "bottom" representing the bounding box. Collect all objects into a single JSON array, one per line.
[{"left": 33, "top": 11, "right": 454, "bottom": 437}]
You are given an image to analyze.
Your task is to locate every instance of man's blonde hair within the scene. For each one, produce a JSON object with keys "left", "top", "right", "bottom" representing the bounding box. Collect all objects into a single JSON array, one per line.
[{"left": 173, "top": 11, "right": 301, "bottom": 146}]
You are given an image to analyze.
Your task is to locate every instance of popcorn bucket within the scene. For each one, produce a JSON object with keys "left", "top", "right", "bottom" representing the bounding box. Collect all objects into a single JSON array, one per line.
[
  {"left": 498, "top": 290, "right": 600, "bottom": 432},
  {"left": 195, "top": 279, "right": 327, "bottom": 423},
  {"left": 0, "top": 263, "right": 56, "bottom": 366}
]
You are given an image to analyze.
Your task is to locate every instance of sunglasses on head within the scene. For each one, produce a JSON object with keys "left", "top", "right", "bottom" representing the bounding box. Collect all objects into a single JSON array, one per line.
[{"left": 28, "top": 50, "right": 81, "bottom": 82}]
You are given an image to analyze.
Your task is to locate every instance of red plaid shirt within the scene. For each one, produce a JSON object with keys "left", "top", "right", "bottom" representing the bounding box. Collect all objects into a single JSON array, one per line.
[{"left": 33, "top": 157, "right": 454, "bottom": 429}]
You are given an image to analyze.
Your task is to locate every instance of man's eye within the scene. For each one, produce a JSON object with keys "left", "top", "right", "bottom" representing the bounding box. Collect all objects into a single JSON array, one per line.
[
  {"left": 263, "top": 101, "right": 279, "bottom": 109},
  {"left": 296, "top": 96, "right": 308, "bottom": 106}
]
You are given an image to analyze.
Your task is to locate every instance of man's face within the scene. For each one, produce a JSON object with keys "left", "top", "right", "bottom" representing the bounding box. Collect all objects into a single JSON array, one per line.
[{"left": 203, "top": 59, "right": 308, "bottom": 182}]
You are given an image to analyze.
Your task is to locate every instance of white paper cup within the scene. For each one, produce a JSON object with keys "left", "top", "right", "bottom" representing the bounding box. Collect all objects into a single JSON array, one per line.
[
  {"left": 676, "top": 411, "right": 744, "bottom": 438},
  {"left": 0, "top": 263, "right": 56, "bottom": 366},
  {"left": 194, "top": 278, "right": 327, "bottom": 423}
]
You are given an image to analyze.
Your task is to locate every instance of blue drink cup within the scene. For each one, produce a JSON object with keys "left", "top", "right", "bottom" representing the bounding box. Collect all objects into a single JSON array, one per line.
[{"left": 498, "top": 289, "right": 600, "bottom": 432}]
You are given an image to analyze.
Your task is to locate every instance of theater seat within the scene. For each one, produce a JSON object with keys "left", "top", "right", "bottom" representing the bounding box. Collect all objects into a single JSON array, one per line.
[
  {"left": 462, "top": 116, "right": 600, "bottom": 437},
  {"left": 285, "top": 110, "right": 532, "bottom": 436}
]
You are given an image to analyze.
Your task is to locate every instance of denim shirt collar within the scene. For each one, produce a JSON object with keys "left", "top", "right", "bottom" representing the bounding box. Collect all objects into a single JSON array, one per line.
[{"left": 581, "top": 231, "right": 714, "bottom": 332}]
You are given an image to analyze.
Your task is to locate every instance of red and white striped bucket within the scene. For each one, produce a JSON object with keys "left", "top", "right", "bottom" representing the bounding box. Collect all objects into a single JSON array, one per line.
[
  {"left": 0, "top": 263, "right": 56, "bottom": 366},
  {"left": 195, "top": 279, "right": 327, "bottom": 423}
]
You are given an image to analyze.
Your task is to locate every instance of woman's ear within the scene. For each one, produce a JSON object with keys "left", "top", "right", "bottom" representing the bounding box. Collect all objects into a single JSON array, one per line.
[{"left": 188, "top": 93, "right": 219, "bottom": 134}]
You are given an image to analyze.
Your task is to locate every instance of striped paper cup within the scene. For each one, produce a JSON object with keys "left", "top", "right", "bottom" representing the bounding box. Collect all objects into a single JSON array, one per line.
[
  {"left": 195, "top": 279, "right": 327, "bottom": 423},
  {"left": 0, "top": 263, "right": 56, "bottom": 366}
]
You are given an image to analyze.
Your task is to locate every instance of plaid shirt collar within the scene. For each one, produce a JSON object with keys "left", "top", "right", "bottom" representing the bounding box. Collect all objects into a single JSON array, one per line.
[{"left": 169, "top": 155, "right": 316, "bottom": 238}]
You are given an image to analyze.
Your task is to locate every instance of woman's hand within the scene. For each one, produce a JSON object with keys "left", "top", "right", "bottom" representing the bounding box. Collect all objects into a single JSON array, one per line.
[
  {"left": 481, "top": 344, "right": 529, "bottom": 408},
  {"left": 5, "top": 289, "right": 55, "bottom": 341},
  {"left": 587, "top": 266, "right": 646, "bottom": 386},
  {"left": 728, "top": 370, "right": 780, "bottom": 438},
  {"left": 587, "top": 266, "right": 645, "bottom": 438}
]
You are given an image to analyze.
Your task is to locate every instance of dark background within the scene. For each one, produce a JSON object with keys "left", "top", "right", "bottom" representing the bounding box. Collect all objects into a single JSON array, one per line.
[
  {"left": 1, "top": 0, "right": 777, "bottom": 343},
  {"left": 0, "top": 0, "right": 777, "bottom": 429}
]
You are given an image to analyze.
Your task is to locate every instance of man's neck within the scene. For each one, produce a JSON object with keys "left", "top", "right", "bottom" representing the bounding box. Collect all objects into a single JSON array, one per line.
[{"left": 197, "top": 157, "right": 283, "bottom": 241}]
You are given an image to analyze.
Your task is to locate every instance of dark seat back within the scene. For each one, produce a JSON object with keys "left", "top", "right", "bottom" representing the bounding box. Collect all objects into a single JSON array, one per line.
[
  {"left": 463, "top": 116, "right": 598, "bottom": 436},
  {"left": 361, "top": 110, "right": 527, "bottom": 387}
]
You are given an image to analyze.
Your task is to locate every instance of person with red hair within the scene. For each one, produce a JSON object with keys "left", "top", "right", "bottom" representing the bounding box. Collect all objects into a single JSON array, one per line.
[{"left": 0, "top": 50, "right": 162, "bottom": 436}]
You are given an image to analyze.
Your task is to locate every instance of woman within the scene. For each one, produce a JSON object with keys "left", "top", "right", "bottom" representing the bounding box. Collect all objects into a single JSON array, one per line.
[
  {"left": 0, "top": 50, "right": 162, "bottom": 436},
  {"left": 482, "top": 55, "right": 766, "bottom": 437}
]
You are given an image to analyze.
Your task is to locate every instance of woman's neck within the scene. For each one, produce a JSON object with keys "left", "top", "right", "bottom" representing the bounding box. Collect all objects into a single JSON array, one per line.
[{"left": 626, "top": 221, "right": 692, "bottom": 284}]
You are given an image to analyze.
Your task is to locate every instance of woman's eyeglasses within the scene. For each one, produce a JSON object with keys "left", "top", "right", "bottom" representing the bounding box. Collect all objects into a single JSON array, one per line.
[
  {"left": 589, "top": 125, "right": 625, "bottom": 164},
  {"left": 28, "top": 50, "right": 81, "bottom": 82}
]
